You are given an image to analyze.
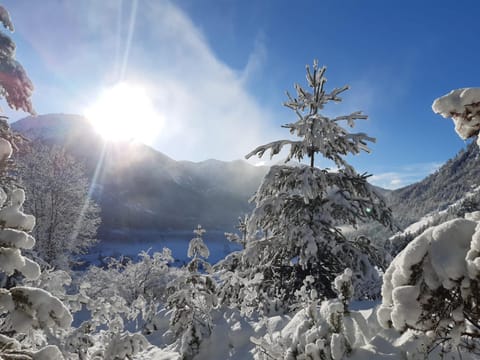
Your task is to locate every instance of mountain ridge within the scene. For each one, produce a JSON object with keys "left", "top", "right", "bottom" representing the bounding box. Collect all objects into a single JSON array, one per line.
[
  {"left": 13, "top": 114, "right": 480, "bottom": 245},
  {"left": 387, "top": 140, "right": 480, "bottom": 228},
  {"left": 12, "top": 114, "right": 268, "bottom": 238}
]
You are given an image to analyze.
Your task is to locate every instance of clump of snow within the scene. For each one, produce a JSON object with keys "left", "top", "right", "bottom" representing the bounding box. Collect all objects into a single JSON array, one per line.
[
  {"left": 0, "top": 228, "right": 35, "bottom": 249},
  {"left": 102, "top": 332, "right": 150, "bottom": 360},
  {"left": 466, "top": 220, "right": 480, "bottom": 278},
  {"left": 0, "top": 188, "right": 6, "bottom": 207},
  {"left": 0, "top": 333, "right": 20, "bottom": 351},
  {"left": 430, "top": 219, "right": 474, "bottom": 288},
  {"left": 0, "top": 5, "right": 14, "bottom": 32},
  {"left": 390, "top": 285, "right": 422, "bottom": 330},
  {"left": 32, "top": 345, "right": 64, "bottom": 360},
  {"left": 465, "top": 210, "right": 480, "bottom": 222},
  {"left": 432, "top": 88, "right": 480, "bottom": 146},
  {"left": 0, "top": 247, "right": 40, "bottom": 279},
  {"left": 0, "top": 286, "right": 72, "bottom": 331},
  {"left": 0, "top": 137, "right": 12, "bottom": 161},
  {"left": 0, "top": 185, "right": 41, "bottom": 280},
  {"left": 0, "top": 189, "right": 35, "bottom": 232},
  {"left": 333, "top": 268, "right": 354, "bottom": 304},
  {"left": 330, "top": 333, "right": 346, "bottom": 360}
]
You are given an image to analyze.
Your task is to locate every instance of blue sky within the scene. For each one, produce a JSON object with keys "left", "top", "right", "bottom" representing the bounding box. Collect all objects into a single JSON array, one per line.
[{"left": 2, "top": 0, "right": 479, "bottom": 189}]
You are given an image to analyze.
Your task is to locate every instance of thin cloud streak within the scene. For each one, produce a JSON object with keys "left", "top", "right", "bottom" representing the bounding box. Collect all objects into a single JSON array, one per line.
[{"left": 369, "top": 162, "right": 442, "bottom": 189}]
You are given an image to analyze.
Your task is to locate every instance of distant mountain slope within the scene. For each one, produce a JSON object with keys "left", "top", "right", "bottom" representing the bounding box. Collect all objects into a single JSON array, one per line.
[
  {"left": 12, "top": 114, "right": 268, "bottom": 237},
  {"left": 387, "top": 141, "right": 480, "bottom": 228},
  {"left": 14, "top": 114, "right": 479, "bottom": 245},
  {"left": 345, "top": 141, "right": 480, "bottom": 245}
]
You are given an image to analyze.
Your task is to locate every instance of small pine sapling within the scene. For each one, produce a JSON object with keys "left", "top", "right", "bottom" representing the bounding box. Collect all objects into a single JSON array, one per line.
[
  {"left": 225, "top": 214, "right": 249, "bottom": 250},
  {"left": 167, "top": 225, "right": 218, "bottom": 359}
]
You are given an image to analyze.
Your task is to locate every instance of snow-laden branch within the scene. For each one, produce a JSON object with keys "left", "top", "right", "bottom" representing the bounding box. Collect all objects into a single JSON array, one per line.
[
  {"left": 432, "top": 88, "right": 480, "bottom": 146},
  {"left": 245, "top": 139, "right": 301, "bottom": 160}
]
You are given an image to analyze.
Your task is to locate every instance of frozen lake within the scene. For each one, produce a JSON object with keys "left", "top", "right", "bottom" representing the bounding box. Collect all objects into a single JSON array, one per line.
[{"left": 81, "top": 229, "right": 242, "bottom": 268}]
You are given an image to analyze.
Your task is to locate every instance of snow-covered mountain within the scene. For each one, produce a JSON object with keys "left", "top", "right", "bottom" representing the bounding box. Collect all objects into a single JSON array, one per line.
[
  {"left": 12, "top": 114, "right": 480, "bottom": 244},
  {"left": 12, "top": 114, "right": 268, "bottom": 238},
  {"left": 387, "top": 140, "right": 480, "bottom": 228},
  {"left": 345, "top": 141, "right": 480, "bottom": 245}
]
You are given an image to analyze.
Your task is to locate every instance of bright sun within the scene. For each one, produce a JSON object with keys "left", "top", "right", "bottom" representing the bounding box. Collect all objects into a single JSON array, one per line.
[{"left": 84, "top": 82, "right": 163, "bottom": 144}]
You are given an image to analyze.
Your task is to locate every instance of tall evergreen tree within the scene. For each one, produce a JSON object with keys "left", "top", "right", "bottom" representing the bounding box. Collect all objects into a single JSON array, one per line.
[{"left": 242, "top": 60, "right": 392, "bottom": 309}]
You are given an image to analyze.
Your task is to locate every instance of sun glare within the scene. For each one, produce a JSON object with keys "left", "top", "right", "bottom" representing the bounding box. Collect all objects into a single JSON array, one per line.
[{"left": 85, "top": 82, "right": 163, "bottom": 144}]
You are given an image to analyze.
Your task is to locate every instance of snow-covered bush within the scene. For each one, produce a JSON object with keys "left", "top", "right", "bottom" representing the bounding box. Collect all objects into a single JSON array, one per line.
[
  {"left": 334, "top": 236, "right": 388, "bottom": 301},
  {"left": 252, "top": 269, "right": 363, "bottom": 360},
  {"left": 237, "top": 60, "right": 392, "bottom": 311},
  {"left": 378, "top": 212, "right": 480, "bottom": 355},
  {"left": 166, "top": 225, "right": 218, "bottom": 359},
  {"left": 84, "top": 249, "right": 173, "bottom": 308},
  {"left": 217, "top": 260, "right": 267, "bottom": 317},
  {"left": 80, "top": 249, "right": 174, "bottom": 338},
  {"left": 27, "top": 250, "right": 174, "bottom": 359}
]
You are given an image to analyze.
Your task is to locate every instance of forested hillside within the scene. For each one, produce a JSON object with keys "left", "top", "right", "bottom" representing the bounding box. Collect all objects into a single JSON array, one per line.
[{"left": 388, "top": 141, "right": 480, "bottom": 228}]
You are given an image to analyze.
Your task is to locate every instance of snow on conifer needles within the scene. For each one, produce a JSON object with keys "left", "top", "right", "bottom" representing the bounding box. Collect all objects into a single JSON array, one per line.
[
  {"left": 0, "top": 6, "right": 74, "bottom": 359},
  {"left": 0, "top": 128, "right": 71, "bottom": 360},
  {"left": 246, "top": 60, "right": 374, "bottom": 171},
  {"left": 231, "top": 61, "right": 393, "bottom": 312},
  {"left": 0, "top": 6, "right": 34, "bottom": 115}
]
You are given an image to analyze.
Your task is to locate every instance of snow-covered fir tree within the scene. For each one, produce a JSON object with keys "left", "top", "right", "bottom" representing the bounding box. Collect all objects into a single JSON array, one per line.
[
  {"left": 371, "top": 90, "right": 480, "bottom": 356},
  {"left": 235, "top": 61, "right": 392, "bottom": 312},
  {"left": 0, "top": 6, "right": 72, "bottom": 359},
  {"left": 167, "top": 225, "right": 218, "bottom": 359},
  {"left": 17, "top": 142, "right": 100, "bottom": 270}
]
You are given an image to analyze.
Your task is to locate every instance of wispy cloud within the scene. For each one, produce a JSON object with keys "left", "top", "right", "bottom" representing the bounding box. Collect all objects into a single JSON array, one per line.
[
  {"left": 9, "top": 0, "right": 283, "bottom": 161},
  {"left": 369, "top": 162, "right": 442, "bottom": 189},
  {"left": 240, "top": 33, "right": 267, "bottom": 86}
]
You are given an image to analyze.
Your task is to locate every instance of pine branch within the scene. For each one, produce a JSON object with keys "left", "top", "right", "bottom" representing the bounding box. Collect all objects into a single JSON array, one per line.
[
  {"left": 245, "top": 139, "right": 301, "bottom": 160},
  {"left": 332, "top": 111, "right": 368, "bottom": 127}
]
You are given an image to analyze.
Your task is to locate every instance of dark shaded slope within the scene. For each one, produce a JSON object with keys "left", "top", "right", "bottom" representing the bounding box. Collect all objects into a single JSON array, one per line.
[{"left": 12, "top": 114, "right": 268, "bottom": 237}]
